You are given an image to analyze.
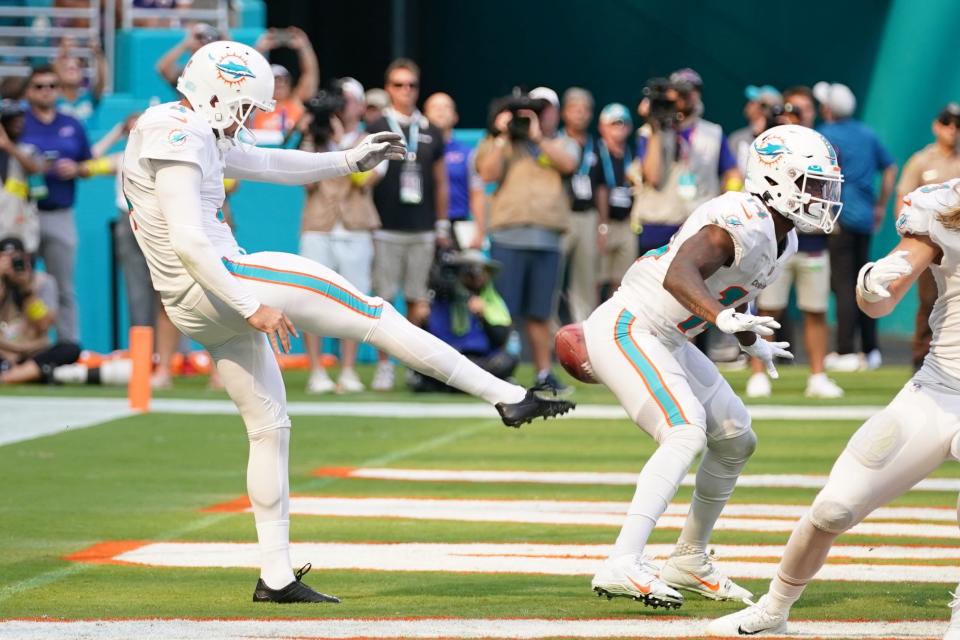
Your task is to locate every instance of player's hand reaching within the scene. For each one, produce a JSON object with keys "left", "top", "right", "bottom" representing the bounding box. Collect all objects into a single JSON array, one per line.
[
  {"left": 247, "top": 304, "right": 299, "bottom": 355},
  {"left": 857, "top": 250, "right": 913, "bottom": 302},
  {"left": 715, "top": 307, "right": 780, "bottom": 337},
  {"left": 740, "top": 336, "right": 793, "bottom": 379},
  {"left": 345, "top": 132, "right": 406, "bottom": 172}
]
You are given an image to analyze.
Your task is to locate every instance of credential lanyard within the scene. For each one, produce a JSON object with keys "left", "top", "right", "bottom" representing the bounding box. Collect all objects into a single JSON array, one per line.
[
  {"left": 577, "top": 135, "right": 593, "bottom": 176},
  {"left": 386, "top": 109, "right": 419, "bottom": 160},
  {"left": 599, "top": 140, "right": 632, "bottom": 189}
]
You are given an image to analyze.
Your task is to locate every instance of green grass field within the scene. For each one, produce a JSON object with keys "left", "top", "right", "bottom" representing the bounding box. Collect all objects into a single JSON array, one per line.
[{"left": 0, "top": 364, "right": 956, "bottom": 639}]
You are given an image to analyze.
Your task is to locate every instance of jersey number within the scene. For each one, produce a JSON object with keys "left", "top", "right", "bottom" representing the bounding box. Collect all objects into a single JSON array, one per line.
[{"left": 677, "top": 286, "right": 748, "bottom": 333}]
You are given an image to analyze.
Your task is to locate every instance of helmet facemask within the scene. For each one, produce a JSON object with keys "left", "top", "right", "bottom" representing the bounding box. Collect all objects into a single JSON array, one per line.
[
  {"left": 214, "top": 95, "right": 274, "bottom": 151},
  {"left": 784, "top": 167, "right": 843, "bottom": 233}
]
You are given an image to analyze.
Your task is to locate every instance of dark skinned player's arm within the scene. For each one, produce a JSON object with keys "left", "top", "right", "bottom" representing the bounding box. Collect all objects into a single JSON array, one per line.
[{"left": 662, "top": 225, "right": 759, "bottom": 347}]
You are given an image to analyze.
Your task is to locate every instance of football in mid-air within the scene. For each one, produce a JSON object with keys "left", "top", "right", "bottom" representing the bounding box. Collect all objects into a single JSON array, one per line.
[{"left": 555, "top": 323, "right": 598, "bottom": 384}]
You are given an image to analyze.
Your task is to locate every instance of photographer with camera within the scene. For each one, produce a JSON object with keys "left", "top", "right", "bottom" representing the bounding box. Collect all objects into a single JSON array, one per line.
[
  {"left": 296, "top": 78, "right": 381, "bottom": 395},
  {"left": 251, "top": 27, "right": 320, "bottom": 138},
  {"left": 0, "top": 100, "right": 42, "bottom": 252},
  {"left": 475, "top": 87, "right": 578, "bottom": 392},
  {"left": 631, "top": 68, "right": 741, "bottom": 256},
  {"left": 408, "top": 249, "right": 518, "bottom": 393},
  {"left": 728, "top": 85, "right": 783, "bottom": 175},
  {"left": 0, "top": 236, "right": 79, "bottom": 384}
]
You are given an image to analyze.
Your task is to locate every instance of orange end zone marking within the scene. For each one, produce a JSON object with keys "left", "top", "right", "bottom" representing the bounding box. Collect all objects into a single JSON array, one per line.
[
  {"left": 64, "top": 541, "right": 148, "bottom": 565},
  {"left": 201, "top": 495, "right": 252, "bottom": 513},
  {"left": 311, "top": 466, "right": 359, "bottom": 478}
]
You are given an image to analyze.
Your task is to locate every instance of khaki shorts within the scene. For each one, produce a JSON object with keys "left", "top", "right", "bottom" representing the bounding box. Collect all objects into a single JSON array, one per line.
[
  {"left": 756, "top": 249, "right": 830, "bottom": 313},
  {"left": 372, "top": 230, "right": 436, "bottom": 303},
  {"left": 600, "top": 219, "right": 638, "bottom": 284}
]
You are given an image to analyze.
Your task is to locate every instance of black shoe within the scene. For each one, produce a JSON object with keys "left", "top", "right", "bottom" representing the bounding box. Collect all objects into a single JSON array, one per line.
[
  {"left": 496, "top": 384, "right": 576, "bottom": 428},
  {"left": 535, "top": 371, "right": 572, "bottom": 395},
  {"left": 252, "top": 563, "right": 340, "bottom": 603}
]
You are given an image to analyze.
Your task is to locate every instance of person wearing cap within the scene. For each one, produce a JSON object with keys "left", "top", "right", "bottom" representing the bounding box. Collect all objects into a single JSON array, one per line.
[
  {"left": 364, "top": 88, "right": 389, "bottom": 128},
  {"left": 297, "top": 77, "right": 379, "bottom": 395},
  {"left": 559, "top": 87, "right": 599, "bottom": 323},
  {"left": 475, "top": 85, "right": 579, "bottom": 393},
  {"left": 366, "top": 58, "right": 450, "bottom": 391},
  {"left": 155, "top": 22, "right": 224, "bottom": 88},
  {"left": 896, "top": 102, "right": 960, "bottom": 370},
  {"left": 409, "top": 249, "right": 518, "bottom": 392},
  {"left": 592, "top": 103, "right": 636, "bottom": 299},
  {"left": 424, "top": 92, "right": 475, "bottom": 247},
  {"left": 815, "top": 81, "right": 897, "bottom": 371},
  {"left": 0, "top": 236, "right": 80, "bottom": 384},
  {"left": 728, "top": 85, "right": 782, "bottom": 175},
  {"left": 250, "top": 27, "right": 319, "bottom": 136}
]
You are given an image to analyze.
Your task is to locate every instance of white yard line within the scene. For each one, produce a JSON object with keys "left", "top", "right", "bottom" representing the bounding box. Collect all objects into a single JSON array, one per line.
[
  {"left": 69, "top": 541, "right": 960, "bottom": 584},
  {"left": 318, "top": 466, "right": 960, "bottom": 492},
  {"left": 0, "top": 397, "right": 133, "bottom": 446},
  {"left": 0, "top": 618, "right": 946, "bottom": 640}
]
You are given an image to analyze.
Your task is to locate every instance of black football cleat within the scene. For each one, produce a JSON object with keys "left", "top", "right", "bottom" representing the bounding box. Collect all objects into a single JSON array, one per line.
[
  {"left": 252, "top": 563, "right": 340, "bottom": 603},
  {"left": 496, "top": 384, "right": 576, "bottom": 428}
]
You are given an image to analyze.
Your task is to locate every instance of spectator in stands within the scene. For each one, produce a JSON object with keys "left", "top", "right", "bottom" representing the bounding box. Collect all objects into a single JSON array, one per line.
[
  {"left": 424, "top": 92, "right": 473, "bottom": 247},
  {"left": 298, "top": 78, "right": 379, "bottom": 395},
  {"left": 53, "top": 37, "right": 106, "bottom": 123},
  {"left": 592, "top": 103, "right": 636, "bottom": 299},
  {"left": 475, "top": 86, "right": 578, "bottom": 392},
  {"left": 155, "top": 22, "right": 223, "bottom": 88},
  {"left": 897, "top": 102, "right": 960, "bottom": 370},
  {"left": 815, "top": 81, "right": 897, "bottom": 371},
  {"left": 0, "top": 99, "right": 42, "bottom": 252},
  {"left": 559, "top": 87, "right": 598, "bottom": 323},
  {"left": 251, "top": 27, "right": 319, "bottom": 138},
  {"left": 408, "top": 249, "right": 518, "bottom": 392},
  {"left": 728, "top": 85, "right": 782, "bottom": 175},
  {"left": 0, "top": 236, "right": 79, "bottom": 383},
  {"left": 367, "top": 58, "right": 450, "bottom": 391},
  {"left": 364, "top": 88, "right": 389, "bottom": 128},
  {"left": 20, "top": 65, "right": 94, "bottom": 344},
  {"left": 744, "top": 84, "right": 842, "bottom": 399}
]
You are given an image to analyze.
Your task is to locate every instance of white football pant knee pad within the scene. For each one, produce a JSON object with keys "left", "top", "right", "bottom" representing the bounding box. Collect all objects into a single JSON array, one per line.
[
  {"left": 659, "top": 424, "right": 709, "bottom": 462},
  {"left": 809, "top": 498, "right": 856, "bottom": 534},
  {"left": 707, "top": 426, "right": 757, "bottom": 464}
]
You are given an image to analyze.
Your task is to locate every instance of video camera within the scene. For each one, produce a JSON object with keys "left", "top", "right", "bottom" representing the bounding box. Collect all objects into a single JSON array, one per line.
[
  {"left": 305, "top": 81, "right": 347, "bottom": 144},
  {"left": 488, "top": 88, "right": 549, "bottom": 142},
  {"left": 641, "top": 77, "right": 696, "bottom": 129}
]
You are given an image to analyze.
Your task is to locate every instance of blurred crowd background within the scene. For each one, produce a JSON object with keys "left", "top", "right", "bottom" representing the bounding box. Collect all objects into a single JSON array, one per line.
[{"left": 0, "top": 0, "right": 958, "bottom": 398}]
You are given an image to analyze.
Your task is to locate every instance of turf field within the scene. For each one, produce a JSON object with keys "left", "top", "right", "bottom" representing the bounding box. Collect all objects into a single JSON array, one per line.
[{"left": 0, "top": 364, "right": 957, "bottom": 639}]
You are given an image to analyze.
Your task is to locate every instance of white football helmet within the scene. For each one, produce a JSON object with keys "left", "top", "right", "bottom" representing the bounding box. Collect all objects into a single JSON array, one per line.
[
  {"left": 177, "top": 40, "right": 275, "bottom": 148},
  {"left": 744, "top": 124, "right": 844, "bottom": 233}
]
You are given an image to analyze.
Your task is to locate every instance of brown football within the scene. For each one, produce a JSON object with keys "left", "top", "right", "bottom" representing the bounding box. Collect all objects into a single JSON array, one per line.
[{"left": 555, "top": 323, "right": 598, "bottom": 384}]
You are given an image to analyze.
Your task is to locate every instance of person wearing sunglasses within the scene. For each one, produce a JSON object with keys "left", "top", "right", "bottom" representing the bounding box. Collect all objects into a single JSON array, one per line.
[
  {"left": 897, "top": 102, "right": 960, "bottom": 371},
  {"left": 19, "top": 64, "right": 93, "bottom": 345}
]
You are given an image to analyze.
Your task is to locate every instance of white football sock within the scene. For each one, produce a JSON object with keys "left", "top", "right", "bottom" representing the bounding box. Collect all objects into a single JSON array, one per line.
[
  {"left": 247, "top": 425, "right": 294, "bottom": 589},
  {"left": 766, "top": 515, "right": 838, "bottom": 616},
  {"left": 611, "top": 425, "right": 706, "bottom": 558},
  {"left": 366, "top": 304, "right": 525, "bottom": 405}
]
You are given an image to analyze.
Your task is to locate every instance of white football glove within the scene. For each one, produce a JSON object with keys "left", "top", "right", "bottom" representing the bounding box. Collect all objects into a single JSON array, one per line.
[
  {"left": 857, "top": 250, "right": 913, "bottom": 303},
  {"left": 741, "top": 338, "right": 793, "bottom": 379},
  {"left": 345, "top": 132, "right": 407, "bottom": 172},
  {"left": 715, "top": 307, "right": 780, "bottom": 337}
]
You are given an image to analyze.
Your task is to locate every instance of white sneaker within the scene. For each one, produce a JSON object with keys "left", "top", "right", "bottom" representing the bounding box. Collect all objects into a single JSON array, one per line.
[
  {"left": 591, "top": 554, "right": 683, "bottom": 609},
  {"left": 866, "top": 348, "right": 882, "bottom": 370},
  {"left": 824, "top": 352, "right": 865, "bottom": 372},
  {"left": 805, "top": 372, "right": 844, "bottom": 399},
  {"left": 306, "top": 368, "right": 336, "bottom": 394},
  {"left": 944, "top": 590, "right": 960, "bottom": 640},
  {"left": 660, "top": 551, "right": 752, "bottom": 601},
  {"left": 371, "top": 361, "right": 395, "bottom": 391},
  {"left": 706, "top": 594, "right": 788, "bottom": 637},
  {"left": 337, "top": 368, "right": 365, "bottom": 393},
  {"left": 746, "top": 372, "right": 771, "bottom": 398}
]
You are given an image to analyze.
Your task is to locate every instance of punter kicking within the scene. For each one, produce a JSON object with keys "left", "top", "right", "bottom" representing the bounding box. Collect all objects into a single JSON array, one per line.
[
  {"left": 122, "top": 41, "right": 573, "bottom": 604},
  {"left": 580, "top": 125, "right": 843, "bottom": 608},
  {"left": 708, "top": 179, "right": 960, "bottom": 638}
]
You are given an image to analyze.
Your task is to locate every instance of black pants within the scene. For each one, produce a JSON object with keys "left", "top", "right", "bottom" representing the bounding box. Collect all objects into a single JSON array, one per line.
[{"left": 829, "top": 229, "right": 877, "bottom": 355}]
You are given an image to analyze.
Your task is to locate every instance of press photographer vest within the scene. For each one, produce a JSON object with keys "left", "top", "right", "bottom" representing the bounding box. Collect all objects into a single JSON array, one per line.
[
  {"left": 479, "top": 138, "right": 571, "bottom": 233},
  {"left": 631, "top": 119, "right": 723, "bottom": 227}
]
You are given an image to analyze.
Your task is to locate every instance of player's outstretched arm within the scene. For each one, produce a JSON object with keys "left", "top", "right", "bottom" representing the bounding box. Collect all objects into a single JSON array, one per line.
[
  {"left": 223, "top": 133, "right": 405, "bottom": 186},
  {"left": 857, "top": 235, "right": 939, "bottom": 318},
  {"left": 663, "top": 225, "right": 739, "bottom": 326},
  {"left": 154, "top": 160, "right": 261, "bottom": 319}
]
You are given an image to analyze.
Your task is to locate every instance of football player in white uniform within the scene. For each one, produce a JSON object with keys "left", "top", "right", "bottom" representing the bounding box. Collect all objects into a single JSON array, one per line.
[
  {"left": 708, "top": 178, "right": 960, "bottom": 638},
  {"left": 581, "top": 125, "right": 843, "bottom": 608},
  {"left": 122, "top": 41, "right": 574, "bottom": 604}
]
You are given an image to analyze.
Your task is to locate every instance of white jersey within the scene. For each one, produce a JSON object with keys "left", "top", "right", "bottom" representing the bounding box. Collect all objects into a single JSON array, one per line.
[
  {"left": 614, "top": 191, "right": 798, "bottom": 348},
  {"left": 121, "top": 102, "right": 241, "bottom": 307},
  {"left": 897, "top": 178, "right": 960, "bottom": 389}
]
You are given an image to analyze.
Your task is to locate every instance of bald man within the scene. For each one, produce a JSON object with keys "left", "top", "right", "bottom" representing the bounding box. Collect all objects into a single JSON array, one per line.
[{"left": 425, "top": 93, "right": 479, "bottom": 247}]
